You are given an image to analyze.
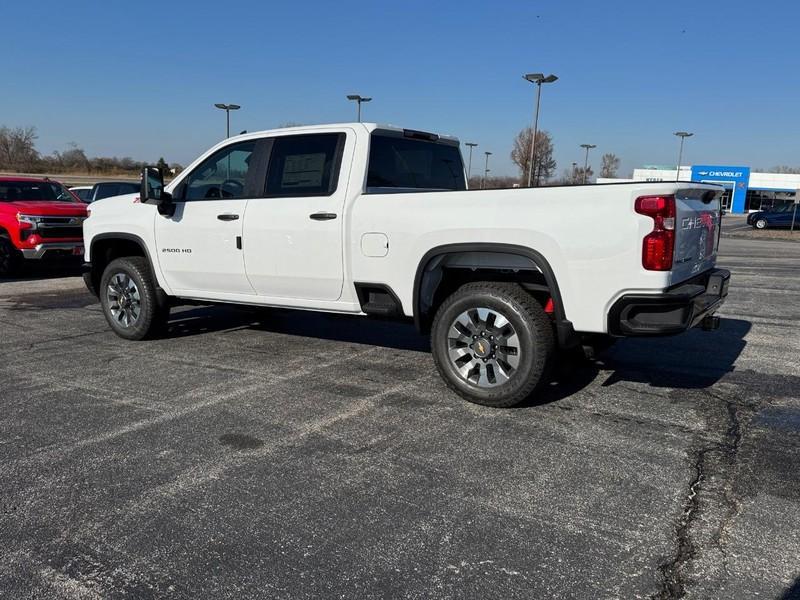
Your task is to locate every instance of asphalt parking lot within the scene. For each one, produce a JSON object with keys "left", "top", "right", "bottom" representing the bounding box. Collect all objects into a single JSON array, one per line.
[{"left": 0, "top": 236, "right": 798, "bottom": 599}]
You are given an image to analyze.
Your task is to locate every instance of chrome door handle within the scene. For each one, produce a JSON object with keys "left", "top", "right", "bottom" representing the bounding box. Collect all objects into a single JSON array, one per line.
[
  {"left": 309, "top": 212, "right": 337, "bottom": 221},
  {"left": 217, "top": 213, "right": 240, "bottom": 221}
]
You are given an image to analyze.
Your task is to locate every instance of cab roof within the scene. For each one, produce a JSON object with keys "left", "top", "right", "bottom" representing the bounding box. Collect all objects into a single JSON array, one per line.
[{"left": 228, "top": 122, "right": 461, "bottom": 145}]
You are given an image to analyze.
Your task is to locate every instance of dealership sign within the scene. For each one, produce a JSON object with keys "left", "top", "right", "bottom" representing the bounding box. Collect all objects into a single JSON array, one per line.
[
  {"left": 691, "top": 165, "right": 750, "bottom": 213},
  {"left": 694, "top": 169, "right": 745, "bottom": 178},
  {"left": 690, "top": 165, "right": 750, "bottom": 183}
]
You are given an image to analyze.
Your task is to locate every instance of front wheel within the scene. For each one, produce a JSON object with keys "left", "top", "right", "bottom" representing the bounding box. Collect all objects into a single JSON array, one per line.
[
  {"left": 431, "top": 282, "right": 555, "bottom": 408},
  {"left": 0, "top": 236, "right": 21, "bottom": 277},
  {"left": 100, "top": 257, "right": 168, "bottom": 340},
  {"left": 754, "top": 218, "right": 768, "bottom": 230}
]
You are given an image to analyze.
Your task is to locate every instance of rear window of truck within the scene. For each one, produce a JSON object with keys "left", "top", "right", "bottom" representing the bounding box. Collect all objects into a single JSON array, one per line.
[{"left": 366, "top": 133, "right": 466, "bottom": 192}]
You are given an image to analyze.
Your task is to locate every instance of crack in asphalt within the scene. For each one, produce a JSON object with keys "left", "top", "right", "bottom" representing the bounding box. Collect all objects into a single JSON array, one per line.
[
  {"left": 656, "top": 447, "right": 708, "bottom": 599},
  {"left": 712, "top": 400, "right": 744, "bottom": 559},
  {"left": 655, "top": 390, "right": 753, "bottom": 599}
]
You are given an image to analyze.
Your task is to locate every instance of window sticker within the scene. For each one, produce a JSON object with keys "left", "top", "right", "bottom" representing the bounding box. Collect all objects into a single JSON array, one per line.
[{"left": 281, "top": 153, "right": 326, "bottom": 188}]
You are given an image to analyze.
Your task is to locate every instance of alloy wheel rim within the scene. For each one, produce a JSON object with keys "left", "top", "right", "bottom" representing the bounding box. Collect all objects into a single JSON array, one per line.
[
  {"left": 106, "top": 273, "right": 141, "bottom": 328},
  {"left": 447, "top": 307, "right": 521, "bottom": 388}
]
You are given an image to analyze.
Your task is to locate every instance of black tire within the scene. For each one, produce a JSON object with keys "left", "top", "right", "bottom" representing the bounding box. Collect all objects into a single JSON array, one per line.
[
  {"left": 754, "top": 218, "right": 768, "bottom": 230},
  {"left": 99, "top": 257, "right": 168, "bottom": 340},
  {"left": 431, "top": 282, "right": 555, "bottom": 408},
  {"left": 0, "top": 235, "right": 21, "bottom": 277}
]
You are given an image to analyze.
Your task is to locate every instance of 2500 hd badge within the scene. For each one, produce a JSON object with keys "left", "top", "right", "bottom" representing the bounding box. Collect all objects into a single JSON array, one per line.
[{"left": 161, "top": 248, "right": 192, "bottom": 254}]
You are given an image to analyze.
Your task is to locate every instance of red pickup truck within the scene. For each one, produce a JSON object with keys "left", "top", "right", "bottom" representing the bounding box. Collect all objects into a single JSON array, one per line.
[{"left": 0, "top": 177, "right": 88, "bottom": 276}]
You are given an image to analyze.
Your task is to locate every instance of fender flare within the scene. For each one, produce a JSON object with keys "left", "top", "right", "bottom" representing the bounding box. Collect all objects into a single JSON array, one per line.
[
  {"left": 412, "top": 242, "right": 577, "bottom": 346},
  {"left": 88, "top": 232, "right": 169, "bottom": 297}
]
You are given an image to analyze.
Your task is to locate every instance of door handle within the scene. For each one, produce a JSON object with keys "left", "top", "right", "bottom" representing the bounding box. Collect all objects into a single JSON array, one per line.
[
  {"left": 309, "top": 212, "right": 337, "bottom": 221},
  {"left": 217, "top": 213, "right": 240, "bottom": 221}
]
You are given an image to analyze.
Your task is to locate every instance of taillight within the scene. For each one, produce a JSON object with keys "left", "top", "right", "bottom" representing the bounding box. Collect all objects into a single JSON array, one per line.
[{"left": 635, "top": 195, "right": 675, "bottom": 271}]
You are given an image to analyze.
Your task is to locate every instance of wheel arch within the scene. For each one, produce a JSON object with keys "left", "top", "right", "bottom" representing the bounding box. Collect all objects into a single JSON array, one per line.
[
  {"left": 412, "top": 243, "right": 577, "bottom": 347},
  {"left": 87, "top": 233, "right": 165, "bottom": 298}
]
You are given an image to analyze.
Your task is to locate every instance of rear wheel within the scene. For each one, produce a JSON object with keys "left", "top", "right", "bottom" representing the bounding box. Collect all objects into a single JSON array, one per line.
[
  {"left": 0, "top": 235, "right": 21, "bottom": 277},
  {"left": 100, "top": 257, "right": 169, "bottom": 340},
  {"left": 754, "top": 218, "right": 768, "bottom": 229},
  {"left": 431, "top": 282, "right": 555, "bottom": 408}
]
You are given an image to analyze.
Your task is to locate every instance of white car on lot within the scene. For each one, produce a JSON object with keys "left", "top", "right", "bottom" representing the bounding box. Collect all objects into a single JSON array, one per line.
[{"left": 82, "top": 123, "right": 729, "bottom": 407}]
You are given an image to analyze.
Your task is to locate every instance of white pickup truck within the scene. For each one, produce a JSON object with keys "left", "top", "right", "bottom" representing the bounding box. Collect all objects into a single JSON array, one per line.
[{"left": 82, "top": 123, "right": 729, "bottom": 407}]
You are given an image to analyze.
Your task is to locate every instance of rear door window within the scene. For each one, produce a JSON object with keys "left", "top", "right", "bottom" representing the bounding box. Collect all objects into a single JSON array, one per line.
[
  {"left": 95, "top": 183, "right": 119, "bottom": 200},
  {"left": 367, "top": 133, "right": 466, "bottom": 192},
  {"left": 118, "top": 182, "right": 140, "bottom": 195},
  {"left": 264, "top": 133, "right": 343, "bottom": 197}
]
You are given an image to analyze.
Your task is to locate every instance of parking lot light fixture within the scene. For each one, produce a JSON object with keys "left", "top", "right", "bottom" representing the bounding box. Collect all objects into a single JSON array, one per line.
[
  {"left": 214, "top": 103, "right": 241, "bottom": 138},
  {"left": 482, "top": 151, "right": 492, "bottom": 189},
  {"left": 580, "top": 144, "right": 596, "bottom": 184},
  {"left": 465, "top": 142, "right": 478, "bottom": 183},
  {"left": 523, "top": 72, "right": 558, "bottom": 187},
  {"left": 674, "top": 131, "right": 693, "bottom": 181},
  {"left": 347, "top": 94, "right": 372, "bottom": 122}
]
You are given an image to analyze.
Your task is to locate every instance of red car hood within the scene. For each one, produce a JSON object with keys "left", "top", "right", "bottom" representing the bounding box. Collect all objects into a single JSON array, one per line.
[{"left": 0, "top": 200, "right": 88, "bottom": 217}]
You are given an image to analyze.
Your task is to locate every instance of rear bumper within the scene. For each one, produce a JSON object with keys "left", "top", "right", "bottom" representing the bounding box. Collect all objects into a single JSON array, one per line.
[
  {"left": 608, "top": 268, "right": 730, "bottom": 336},
  {"left": 20, "top": 242, "right": 84, "bottom": 260}
]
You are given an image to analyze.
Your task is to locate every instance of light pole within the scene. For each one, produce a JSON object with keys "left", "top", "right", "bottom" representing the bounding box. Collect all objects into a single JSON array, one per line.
[
  {"left": 347, "top": 94, "right": 372, "bottom": 122},
  {"left": 214, "top": 103, "right": 241, "bottom": 138},
  {"left": 482, "top": 152, "right": 492, "bottom": 189},
  {"left": 465, "top": 142, "right": 478, "bottom": 183},
  {"left": 580, "top": 143, "right": 596, "bottom": 184},
  {"left": 674, "top": 131, "right": 693, "bottom": 181},
  {"left": 523, "top": 72, "right": 558, "bottom": 187}
]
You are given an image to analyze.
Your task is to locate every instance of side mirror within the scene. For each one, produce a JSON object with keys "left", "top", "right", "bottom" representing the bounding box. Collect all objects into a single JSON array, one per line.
[{"left": 140, "top": 166, "right": 174, "bottom": 215}]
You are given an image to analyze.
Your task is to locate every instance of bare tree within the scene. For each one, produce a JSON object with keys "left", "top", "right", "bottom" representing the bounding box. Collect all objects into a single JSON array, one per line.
[
  {"left": 600, "top": 153, "right": 620, "bottom": 178},
  {"left": 52, "top": 143, "right": 91, "bottom": 172},
  {"left": 510, "top": 128, "right": 556, "bottom": 186},
  {"left": 0, "top": 126, "right": 39, "bottom": 171},
  {"left": 557, "top": 164, "right": 592, "bottom": 185}
]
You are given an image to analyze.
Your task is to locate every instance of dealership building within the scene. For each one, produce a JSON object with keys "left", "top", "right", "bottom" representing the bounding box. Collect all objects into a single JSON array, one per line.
[{"left": 598, "top": 166, "right": 800, "bottom": 214}]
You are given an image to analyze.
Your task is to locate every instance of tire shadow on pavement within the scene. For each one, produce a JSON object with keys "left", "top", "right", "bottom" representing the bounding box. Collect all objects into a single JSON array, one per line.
[{"left": 599, "top": 317, "right": 751, "bottom": 390}]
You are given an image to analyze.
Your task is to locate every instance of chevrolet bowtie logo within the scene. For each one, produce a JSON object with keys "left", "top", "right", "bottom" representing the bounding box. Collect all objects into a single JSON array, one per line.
[{"left": 476, "top": 341, "right": 485, "bottom": 354}]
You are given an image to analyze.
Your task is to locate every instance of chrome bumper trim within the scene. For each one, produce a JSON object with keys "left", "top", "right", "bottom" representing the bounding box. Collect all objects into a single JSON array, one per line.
[{"left": 20, "top": 242, "right": 84, "bottom": 260}]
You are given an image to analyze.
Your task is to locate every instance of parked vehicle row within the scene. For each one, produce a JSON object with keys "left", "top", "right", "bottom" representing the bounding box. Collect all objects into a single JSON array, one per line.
[
  {"left": 747, "top": 204, "right": 799, "bottom": 229},
  {"left": 70, "top": 181, "right": 141, "bottom": 204},
  {"left": 80, "top": 122, "right": 730, "bottom": 407},
  {"left": 0, "top": 178, "right": 142, "bottom": 276}
]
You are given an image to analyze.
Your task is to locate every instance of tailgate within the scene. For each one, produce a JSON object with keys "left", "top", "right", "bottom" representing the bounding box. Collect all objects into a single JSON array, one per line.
[{"left": 670, "top": 187, "right": 722, "bottom": 285}]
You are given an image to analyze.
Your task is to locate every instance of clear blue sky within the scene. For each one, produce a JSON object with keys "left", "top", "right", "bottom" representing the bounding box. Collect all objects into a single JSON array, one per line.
[{"left": 3, "top": 0, "right": 799, "bottom": 178}]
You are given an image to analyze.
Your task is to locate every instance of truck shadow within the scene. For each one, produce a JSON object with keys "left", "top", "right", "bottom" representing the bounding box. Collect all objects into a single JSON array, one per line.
[
  {"left": 779, "top": 576, "right": 800, "bottom": 600},
  {"left": 516, "top": 317, "right": 750, "bottom": 407},
  {"left": 166, "top": 306, "right": 750, "bottom": 404},
  {"left": 167, "top": 305, "right": 430, "bottom": 352},
  {"left": 597, "top": 317, "right": 750, "bottom": 390}
]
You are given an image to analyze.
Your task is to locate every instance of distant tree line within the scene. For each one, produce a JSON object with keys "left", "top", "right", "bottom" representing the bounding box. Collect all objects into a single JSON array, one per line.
[
  {"left": 0, "top": 125, "right": 182, "bottom": 175},
  {"left": 759, "top": 165, "right": 800, "bottom": 174}
]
